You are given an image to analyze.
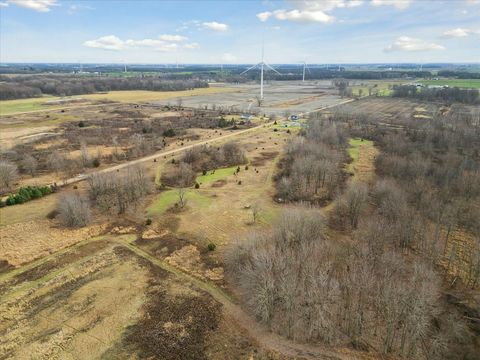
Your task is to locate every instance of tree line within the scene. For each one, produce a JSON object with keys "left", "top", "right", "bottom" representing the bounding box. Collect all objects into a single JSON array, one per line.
[
  {"left": 392, "top": 85, "right": 479, "bottom": 104},
  {"left": 0, "top": 75, "right": 208, "bottom": 100}
]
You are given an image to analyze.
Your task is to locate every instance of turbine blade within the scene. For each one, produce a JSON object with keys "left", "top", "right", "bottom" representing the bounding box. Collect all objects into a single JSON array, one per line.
[
  {"left": 240, "top": 63, "right": 260, "bottom": 75},
  {"left": 264, "top": 62, "right": 281, "bottom": 75}
]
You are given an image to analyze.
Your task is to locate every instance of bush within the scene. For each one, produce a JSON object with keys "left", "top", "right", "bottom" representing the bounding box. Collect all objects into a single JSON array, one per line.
[
  {"left": 78, "top": 121, "right": 85, "bottom": 127},
  {"left": 92, "top": 158, "right": 101, "bottom": 168},
  {"left": 145, "top": 218, "right": 152, "bottom": 226},
  {"left": 207, "top": 243, "right": 216, "bottom": 251},
  {"left": 195, "top": 183, "right": 200, "bottom": 189},
  {"left": 163, "top": 128, "right": 176, "bottom": 137},
  {"left": 6, "top": 196, "right": 15, "bottom": 206},
  {"left": 0, "top": 200, "right": 5, "bottom": 208}
]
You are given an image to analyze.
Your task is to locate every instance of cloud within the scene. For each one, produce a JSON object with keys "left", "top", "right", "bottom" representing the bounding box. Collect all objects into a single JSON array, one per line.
[
  {"left": 371, "top": 0, "right": 412, "bottom": 10},
  {"left": 441, "top": 28, "right": 471, "bottom": 38},
  {"left": 0, "top": 2, "right": 9, "bottom": 8},
  {"left": 84, "top": 35, "right": 127, "bottom": 51},
  {"left": 272, "top": 9, "right": 333, "bottom": 23},
  {"left": 84, "top": 34, "right": 195, "bottom": 52},
  {"left": 8, "top": 0, "right": 59, "bottom": 12},
  {"left": 384, "top": 36, "right": 445, "bottom": 52},
  {"left": 202, "top": 21, "right": 229, "bottom": 32},
  {"left": 257, "top": 0, "right": 362, "bottom": 24},
  {"left": 67, "top": 3, "right": 94, "bottom": 15},
  {"left": 184, "top": 42, "right": 200, "bottom": 49},
  {"left": 257, "top": 11, "right": 272, "bottom": 22},
  {"left": 159, "top": 34, "right": 187, "bottom": 42},
  {"left": 221, "top": 53, "right": 237, "bottom": 62}
]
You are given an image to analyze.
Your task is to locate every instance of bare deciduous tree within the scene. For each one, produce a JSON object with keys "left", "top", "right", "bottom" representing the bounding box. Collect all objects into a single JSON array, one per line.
[
  {"left": 21, "top": 154, "right": 37, "bottom": 177},
  {"left": 0, "top": 160, "right": 18, "bottom": 193},
  {"left": 57, "top": 193, "right": 91, "bottom": 228}
]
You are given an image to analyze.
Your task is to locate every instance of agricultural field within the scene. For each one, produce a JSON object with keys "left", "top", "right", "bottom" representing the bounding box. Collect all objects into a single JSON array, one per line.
[
  {"left": 349, "top": 79, "right": 407, "bottom": 96},
  {"left": 419, "top": 78, "right": 480, "bottom": 89}
]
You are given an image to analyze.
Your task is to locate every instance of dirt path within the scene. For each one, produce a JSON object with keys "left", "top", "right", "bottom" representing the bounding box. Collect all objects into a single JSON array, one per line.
[
  {"left": 50, "top": 98, "right": 356, "bottom": 189},
  {"left": 0, "top": 234, "right": 358, "bottom": 360}
]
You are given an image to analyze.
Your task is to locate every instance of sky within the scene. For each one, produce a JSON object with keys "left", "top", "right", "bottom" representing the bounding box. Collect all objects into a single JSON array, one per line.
[{"left": 1, "top": 0, "right": 479, "bottom": 64}]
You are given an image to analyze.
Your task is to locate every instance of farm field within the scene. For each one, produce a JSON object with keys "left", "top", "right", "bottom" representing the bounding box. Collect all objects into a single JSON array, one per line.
[
  {"left": 419, "top": 78, "right": 480, "bottom": 89},
  {"left": 0, "top": 86, "right": 238, "bottom": 116},
  {"left": 350, "top": 79, "right": 407, "bottom": 96}
]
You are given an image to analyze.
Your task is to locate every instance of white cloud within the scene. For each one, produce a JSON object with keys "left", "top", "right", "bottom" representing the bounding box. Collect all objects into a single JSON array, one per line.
[
  {"left": 442, "top": 28, "right": 471, "bottom": 38},
  {"left": 84, "top": 34, "right": 194, "bottom": 52},
  {"left": 288, "top": 0, "right": 363, "bottom": 11},
  {"left": 8, "top": 0, "right": 59, "bottom": 12},
  {"left": 84, "top": 35, "right": 127, "bottom": 51},
  {"left": 272, "top": 9, "right": 333, "bottom": 23},
  {"left": 257, "top": 11, "right": 272, "bottom": 22},
  {"left": 371, "top": 0, "right": 412, "bottom": 10},
  {"left": 221, "top": 53, "right": 237, "bottom": 62},
  {"left": 202, "top": 21, "right": 229, "bottom": 32},
  {"left": 67, "top": 4, "right": 94, "bottom": 15},
  {"left": 257, "top": 0, "right": 362, "bottom": 24},
  {"left": 0, "top": 2, "right": 9, "bottom": 7},
  {"left": 184, "top": 42, "right": 200, "bottom": 49},
  {"left": 384, "top": 36, "right": 445, "bottom": 52},
  {"left": 159, "top": 34, "right": 187, "bottom": 42}
]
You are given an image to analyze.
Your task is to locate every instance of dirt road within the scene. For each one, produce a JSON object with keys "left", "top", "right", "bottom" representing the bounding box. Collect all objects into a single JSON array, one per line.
[{"left": 56, "top": 98, "right": 356, "bottom": 187}]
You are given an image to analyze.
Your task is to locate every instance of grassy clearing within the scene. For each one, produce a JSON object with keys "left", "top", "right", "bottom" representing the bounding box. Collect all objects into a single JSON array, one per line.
[
  {"left": 0, "top": 96, "right": 60, "bottom": 115},
  {"left": 0, "top": 113, "right": 79, "bottom": 129},
  {"left": 419, "top": 79, "right": 480, "bottom": 89},
  {"left": 196, "top": 166, "right": 238, "bottom": 185},
  {"left": 0, "top": 193, "right": 58, "bottom": 226},
  {"left": 0, "top": 87, "right": 238, "bottom": 116},
  {"left": 148, "top": 189, "right": 210, "bottom": 216},
  {"left": 351, "top": 80, "right": 405, "bottom": 97},
  {"left": 347, "top": 138, "right": 378, "bottom": 183},
  {"left": 80, "top": 87, "right": 238, "bottom": 103}
]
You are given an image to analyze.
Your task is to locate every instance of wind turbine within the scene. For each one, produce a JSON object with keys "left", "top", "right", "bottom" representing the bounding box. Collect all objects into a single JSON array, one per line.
[
  {"left": 240, "top": 43, "right": 280, "bottom": 100},
  {"left": 301, "top": 60, "right": 311, "bottom": 82}
]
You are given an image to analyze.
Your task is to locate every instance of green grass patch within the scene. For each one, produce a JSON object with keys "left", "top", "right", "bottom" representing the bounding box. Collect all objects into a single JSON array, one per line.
[
  {"left": 347, "top": 138, "right": 373, "bottom": 172},
  {"left": 196, "top": 166, "right": 239, "bottom": 185},
  {"left": 0, "top": 96, "right": 60, "bottom": 115},
  {"left": 419, "top": 79, "right": 480, "bottom": 89},
  {"left": 148, "top": 189, "right": 210, "bottom": 216}
]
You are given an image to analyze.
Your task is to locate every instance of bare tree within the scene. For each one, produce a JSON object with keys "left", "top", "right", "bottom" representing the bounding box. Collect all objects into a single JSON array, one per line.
[
  {"left": 88, "top": 164, "right": 151, "bottom": 215},
  {"left": 47, "top": 150, "right": 67, "bottom": 175},
  {"left": 0, "top": 160, "right": 18, "bottom": 192},
  {"left": 344, "top": 181, "right": 368, "bottom": 229},
  {"left": 21, "top": 154, "right": 38, "bottom": 177},
  {"left": 57, "top": 193, "right": 91, "bottom": 227},
  {"left": 251, "top": 201, "right": 263, "bottom": 223},
  {"left": 80, "top": 140, "right": 91, "bottom": 167},
  {"left": 177, "top": 187, "right": 187, "bottom": 208}
]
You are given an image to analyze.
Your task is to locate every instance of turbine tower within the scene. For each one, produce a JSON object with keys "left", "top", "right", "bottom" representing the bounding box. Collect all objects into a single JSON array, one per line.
[
  {"left": 240, "top": 43, "right": 280, "bottom": 100},
  {"left": 302, "top": 60, "right": 311, "bottom": 82}
]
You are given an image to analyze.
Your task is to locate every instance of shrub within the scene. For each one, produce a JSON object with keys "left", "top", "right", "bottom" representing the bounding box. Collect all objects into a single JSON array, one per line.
[
  {"left": 195, "top": 183, "right": 200, "bottom": 189},
  {"left": 207, "top": 243, "right": 216, "bottom": 251},
  {"left": 92, "top": 158, "right": 101, "bottom": 168},
  {"left": 163, "top": 128, "right": 176, "bottom": 137},
  {"left": 145, "top": 218, "right": 152, "bottom": 226},
  {"left": 6, "top": 196, "right": 16, "bottom": 206},
  {"left": 202, "top": 169, "right": 207, "bottom": 175},
  {"left": 0, "top": 200, "right": 5, "bottom": 208},
  {"left": 78, "top": 121, "right": 85, "bottom": 127}
]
